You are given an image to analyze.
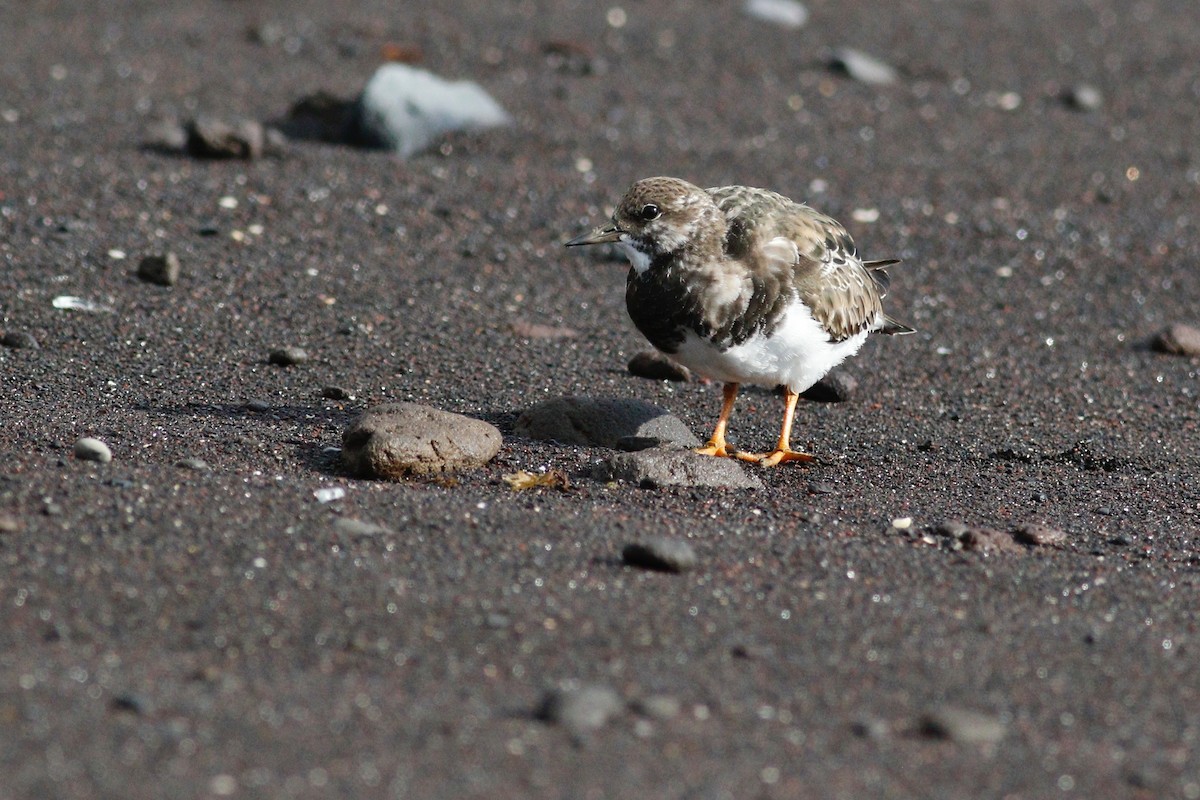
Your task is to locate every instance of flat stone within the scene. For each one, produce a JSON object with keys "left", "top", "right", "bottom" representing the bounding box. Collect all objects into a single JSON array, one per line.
[
  {"left": 830, "top": 48, "right": 898, "bottom": 85},
  {"left": 743, "top": 0, "right": 808, "bottom": 29},
  {"left": 622, "top": 536, "right": 698, "bottom": 573},
  {"left": 341, "top": 402, "right": 501, "bottom": 479},
  {"left": 347, "top": 64, "right": 511, "bottom": 157},
  {"left": 919, "top": 706, "right": 1006, "bottom": 745},
  {"left": 1013, "top": 523, "right": 1067, "bottom": 546},
  {"left": 591, "top": 447, "right": 764, "bottom": 490},
  {"left": 136, "top": 253, "right": 181, "bottom": 286},
  {"left": 627, "top": 351, "right": 691, "bottom": 382},
  {"left": 515, "top": 396, "right": 698, "bottom": 449},
  {"left": 332, "top": 518, "right": 394, "bottom": 538},
  {"left": 268, "top": 346, "right": 309, "bottom": 366},
  {"left": 74, "top": 437, "right": 113, "bottom": 463},
  {"left": 1151, "top": 323, "right": 1200, "bottom": 357}
]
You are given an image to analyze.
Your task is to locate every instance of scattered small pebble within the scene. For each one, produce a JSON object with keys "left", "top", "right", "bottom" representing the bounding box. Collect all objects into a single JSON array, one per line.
[
  {"left": 627, "top": 351, "right": 691, "bottom": 382},
  {"left": 342, "top": 402, "right": 502, "bottom": 478},
  {"left": 537, "top": 684, "right": 623, "bottom": 736},
  {"left": 52, "top": 296, "right": 114, "bottom": 313},
  {"left": 313, "top": 487, "right": 346, "bottom": 503},
  {"left": 743, "top": 0, "right": 808, "bottom": 29},
  {"left": 347, "top": 64, "right": 511, "bottom": 157},
  {"left": 631, "top": 694, "right": 682, "bottom": 720},
  {"left": 801, "top": 372, "right": 857, "bottom": 403},
  {"left": 110, "top": 693, "right": 146, "bottom": 714},
  {"left": 73, "top": 437, "right": 113, "bottom": 463},
  {"left": 918, "top": 706, "right": 1006, "bottom": 745},
  {"left": 622, "top": 536, "right": 698, "bottom": 573},
  {"left": 830, "top": 48, "right": 898, "bottom": 86},
  {"left": 1, "top": 331, "right": 39, "bottom": 349},
  {"left": 891, "top": 517, "right": 913, "bottom": 530},
  {"left": 807, "top": 481, "right": 835, "bottom": 495},
  {"left": 1151, "top": 323, "right": 1200, "bottom": 357},
  {"left": 0, "top": 514, "right": 21, "bottom": 534},
  {"left": 136, "top": 252, "right": 181, "bottom": 286},
  {"left": 332, "top": 517, "right": 393, "bottom": 537},
  {"left": 321, "top": 386, "right": 352, "bottom": 400},
  {"left": 175, "top": 458, "right": 211, "bottom": 471},
  {"left": 1013, "top": 523, "right": 1067, "bottom": 547},
  {"left": 1064, "top": 84, "right": 1103, "bottom": 112},
  {"left": 850, "top": 716, "right": 890, "bottom": 739},
  {"left": 268, "top": 346, "right": 310, "bottom": 366}
]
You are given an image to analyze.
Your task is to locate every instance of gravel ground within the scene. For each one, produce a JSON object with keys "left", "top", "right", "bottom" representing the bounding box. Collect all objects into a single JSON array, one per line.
[{"left": 2, "top": 1, "right": 1199, "bottom": 798}]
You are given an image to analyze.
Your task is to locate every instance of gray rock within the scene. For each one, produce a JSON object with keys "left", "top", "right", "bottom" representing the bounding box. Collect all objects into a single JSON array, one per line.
[
  {"left": 919, "top": 706, "right": 1006, "bottom": 745},
  {"left": 1151, "top": 323, "right": 1200, "bottom": 357},
  {"left": 538, "top": 684, "right": 623, "bottom": 736},
  {"left": 830, "top": 48, "right": 898, "bottom": 85},
  {"left": 74, "top": 437, "right": 112, "bottom": 463},
  {"left": 591, "top": 447, "right": 764, "bottom": 490},
  {"left": 186, "top": 116, "right": 274, "bottom": 159},
  {"left": 268, "top": 346, "right": 309, "bottom": 366},
  {"left": 622, "top": 537, "right": 698, "bottom": 573},
  {"left": 136, "top": 253, "right": 181, "bottom": 286},
  {"left": 801, "top": 372, "right": 857, "bottom": 403},
  {"left": 515, "top": 396, "right": 698, "bottom": 449},
  {"left": 743, "top": 0, "right": 808, "bottom": 29},
  {"left": 348, "top": 64, "right": 511, "bottom": 157},
  {"left": 332, "top": 518, "right": 394, "bottom": 538},
  {"left": 1065, "top": 84, "right": 1103, "bottom": 112},
  {"left": 341, "top": 402, "right": 502, "bottom": 478},
  {"left": 1013, "top": 523, "right": 1067, "bottom": 547},
  {"left": 1, "top": 331, "right": 39, "bottom": 349},
  {"left": 627, "top": 351, "right": 691, "bottom": 382},
  {"left": 321, "top": 386, "right": 352, "bottom": 400}
]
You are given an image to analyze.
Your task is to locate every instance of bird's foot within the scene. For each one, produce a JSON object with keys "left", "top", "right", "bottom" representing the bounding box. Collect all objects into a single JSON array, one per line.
[
  {"left": 735, "top": 448, "right": 815, "bottom": 467},
  {"left": 694, "top": 440, "right": 733, "bottom": 458}
]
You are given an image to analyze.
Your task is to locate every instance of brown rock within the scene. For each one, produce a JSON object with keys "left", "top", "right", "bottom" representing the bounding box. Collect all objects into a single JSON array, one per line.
[
  {"left": 1151, "top": 323, "right": 1200, "bottom": 356},
  {"left": 341, "top": 403, "right": 501, "bottom": 479}
]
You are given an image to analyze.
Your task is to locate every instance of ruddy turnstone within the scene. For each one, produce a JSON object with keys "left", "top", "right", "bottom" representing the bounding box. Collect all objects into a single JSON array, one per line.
[{"left": 567, "top": 176, "right": 913, "bottom": 466}]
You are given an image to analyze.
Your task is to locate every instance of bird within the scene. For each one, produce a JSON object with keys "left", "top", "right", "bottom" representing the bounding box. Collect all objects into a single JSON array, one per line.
[{"left": 566, "top": 176, "right": 913, "bottom": 467}]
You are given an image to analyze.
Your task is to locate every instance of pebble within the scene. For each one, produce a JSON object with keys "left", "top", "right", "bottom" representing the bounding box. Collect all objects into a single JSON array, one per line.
[
  {"left": 175, "top": 458, "right": 211, "bottom": 471},
  {"left": 1064, "top": 84, "right": 1103, "bottom": 112},
  {"left": 341, "top": 402, "right": 502, "bottom": 478},
  {"left": 538, "top": 684, "right": 623, "bottom": 736},
  {"left": 1151, "top": 323, "right": 1200, "bottom": 357},
  {"left": 1, "top": 331, "right": 39, "bottom": 349},
  {"left": 590, "top": 447, "right": 764, "bottom": 490},
  {"left": 627, "top": 351, "right": 691, "bottom": 382},
  {"left": 1013, "top": 523, "right": 1067, "bottom": 547},
  {"left": 631, "top": 694, "right": 682, "bottom": 720},
  {"left": 801, "top": 372, "right": 857, "bottom": 403},
  {"left": 332, "top": 518, "right": 393, "bottom": 537},
  {"left": 186, "top": 115, "right": 273, "bottom": 159},
  {"left": 268, "top": 346, "right": 309, "bottom": 366},
  {"left": 516, "top": 396, "right": 699, "bottom": 449},
  {"left": 918, "top": 706, "right": 1006, "bottom": 745},
  {"left": 0, "top": 514, "right": 20, "bottom": 533},
  {"left": 245, "top": 399, "right": 272, "bottom": 413},
  {"left": 73, "top": 437, "right": 113, "bottom": 463},
  {"left": 321, "top": 386, "right": 352, "bottom": 400},
  {"left": 136, "top": 252, "right": 181, "bottom": 286},
  {"left": 830, "top": 48, "right": 898, "bottom": 85},
  {"left": 622, "top": 536, "right": 698, "bottom": 573},
  {"left": 743, "top": 0, "right": 808, "bottom": 29},
  {"left": 347, "top": 64, "right": 511, "bottom": 157},
  {"left": 509, "top": 319, "right": 578, "bottom": 339}
]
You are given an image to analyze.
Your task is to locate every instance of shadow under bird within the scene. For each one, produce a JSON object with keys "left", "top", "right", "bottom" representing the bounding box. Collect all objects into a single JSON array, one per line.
[{"left": 567, "top": 176, "right": 914, "bottom": 467}]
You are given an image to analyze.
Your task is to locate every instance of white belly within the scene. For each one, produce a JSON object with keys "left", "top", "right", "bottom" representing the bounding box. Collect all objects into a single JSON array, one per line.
[{"left": 670, "top": 302, "right": 871, "bottom": 392}]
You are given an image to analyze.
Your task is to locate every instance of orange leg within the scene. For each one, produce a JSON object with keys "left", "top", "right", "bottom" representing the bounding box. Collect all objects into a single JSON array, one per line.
[
  {"left": 694, "top": 382, "right": 740, "bottom": 458},
  {"left": 736, "top": 388, "right": 814, "bottom": 467}
]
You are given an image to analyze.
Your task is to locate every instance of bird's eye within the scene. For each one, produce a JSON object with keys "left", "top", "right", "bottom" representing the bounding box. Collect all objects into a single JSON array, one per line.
[{"left": 639, "top": 203, "right": 661, "bottom": 221}]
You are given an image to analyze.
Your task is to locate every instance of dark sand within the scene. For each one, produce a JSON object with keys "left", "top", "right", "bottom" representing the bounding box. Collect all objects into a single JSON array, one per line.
[{"left": 2, "top": 1, "right": 1199, "bottom": 797}]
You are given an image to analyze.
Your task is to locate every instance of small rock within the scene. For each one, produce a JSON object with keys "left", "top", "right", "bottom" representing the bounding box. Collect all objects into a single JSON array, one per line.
[
  {"left": 830, "top": 48, "right": 898, "bottom": 85},
  {"left": 1013, "top": 523, "right": 1067, "bottom": 547},
  {"left": 510, "top": 319, "right": 578, "bottom": 339},
  {"left": 321, "top": 386, "right": 352, "bottom": 400},
  {"left": 1, "top": 331, "right": 39, "bottom": 349},
  {"left": 0, "top": 514, "right": 20, "bottom": 533},
  {"left": 1064, "top": 84, "right": 1103, "bottom": 112},
  {"left": 538, "top": 685, "right": 623, "bottom": 736},
  {"left": 1151, "top": 323, "right": 1200, "bottom": 357},
  {"left": 73, "top": 437, "right": 113, "bottom": 463},
  {"left": 631, "top": 694, "right": 682, "bottom": 720},
  {"left": 268, "top": 346, "right": 309, "bottom": 366},
  {"left": 110, "top": 693, "right": 146, "bottom": 714},
  {"left": 347, "top": 64, "right": 511, "bottom": 157},
  {"left": 961, "top": 527, "right": 1023, "bottom": 553},
  {"left": 136, "top": 253, "right": 181, "bottom": 286},
  {"left": 744, "top": 0, "right": 808, "bottom": 29},
  {"left": 245, "top": 399, "right": 272, "bottom": 412},
  {"left": 175, "top": 458, "right": 211, "bottom": 471},
  {"left": 919, "top": 706, "right": 1006, "bottom": 745},
  {"left": 591, "top": 447, "right": 764, "bottom": 490},
  {"left": 801, "top": 372, "right": 857, "bottom": 403},
  {"left": 332, "top": 518, "right": 394, "bottom": 538},
  {"left": 622, "top": 537, "right": 698, "bottom": 573},
  {"left": 807, "top": 481, "right": 835, "bottom": 495},
  {"left": 851, "top": 717, "right": 890, "bottom": 739},
  {"left": 627, "top": 351, "right": 691, "bottom": 382},
  {"left": 516, "top": 396, "right": 698, "bottom": 449},
  {"left": 341, "top": 402, "right": 502, "bottom": 478},
  {"left": 186, "top": 116, "right": 273, "bottom": 159}
]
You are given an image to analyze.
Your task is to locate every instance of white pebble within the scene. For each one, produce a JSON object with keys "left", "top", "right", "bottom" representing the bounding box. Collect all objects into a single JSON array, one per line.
[
  {"left": 744, "top": 0, "right": 808, "bottom": 29},
  {"left": 314, "top": 487, "right": 346, "bottom": 503},
  {"left": 74, "top": 437, "right": 113, "bottom": 463}
]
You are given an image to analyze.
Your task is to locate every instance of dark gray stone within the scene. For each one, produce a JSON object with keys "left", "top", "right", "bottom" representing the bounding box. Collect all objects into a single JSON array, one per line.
[
  {"left": 342, "top": 403, "right": 502, "bottom": 478},
  {"left": 516, "top": 396, "right": 698, "bottom": 449},
  {"left": 622, "top": 536, "right": 698, "bottom": 573},
  {"left": 1, "top": 331, "right": 39, "bottom": 349},
  {"left": 802, "top": 372, "right": 857, "bottom": 403},
  {"left": 591, "top": 447, "right": 764, "bottom": 490},
  {"left": 136, "top": 253, "right": 181, "bottom": 286},
  {"left": 268, "top": 346, "right": 309, "bottom": 366},
  {"left": 627, "top": 351, "right": 691, "bottom": 382}
]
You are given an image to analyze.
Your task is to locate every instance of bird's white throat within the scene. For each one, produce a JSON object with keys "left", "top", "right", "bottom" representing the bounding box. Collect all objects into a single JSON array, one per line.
[{"left": 617, "top": 236, "right": 653, "bottom": 275}]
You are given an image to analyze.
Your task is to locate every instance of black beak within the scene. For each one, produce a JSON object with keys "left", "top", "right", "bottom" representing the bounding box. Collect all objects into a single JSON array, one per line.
[{"left": 565, "top": 224, "right": 622, "bottom": 247}]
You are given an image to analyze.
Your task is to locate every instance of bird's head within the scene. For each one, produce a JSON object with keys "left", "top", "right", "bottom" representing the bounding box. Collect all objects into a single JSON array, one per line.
[{"left": 566, "top": 177, "right": 723, "bottom": 273}]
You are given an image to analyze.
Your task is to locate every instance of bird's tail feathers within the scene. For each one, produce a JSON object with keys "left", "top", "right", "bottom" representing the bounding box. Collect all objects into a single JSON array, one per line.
[{"left": 879, "top": 315, "right": 915, "bottom": 336}]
